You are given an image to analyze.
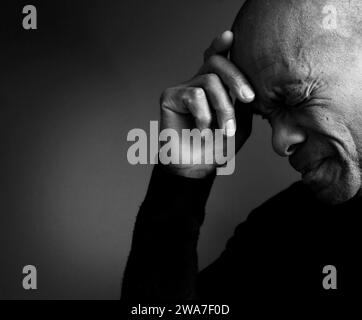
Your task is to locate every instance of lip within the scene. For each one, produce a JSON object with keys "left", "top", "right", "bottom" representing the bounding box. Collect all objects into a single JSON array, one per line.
[
  {"left": 290, "top": 157, "right": 329, "bottom": 175},
  {"left": 302, "top": 159, "right": 328, "bottom": 179}
]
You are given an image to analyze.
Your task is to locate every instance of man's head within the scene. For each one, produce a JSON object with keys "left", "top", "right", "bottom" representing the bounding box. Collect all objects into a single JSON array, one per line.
[{"left": 231, "top": 0, "right": 362, "bottom": 204}]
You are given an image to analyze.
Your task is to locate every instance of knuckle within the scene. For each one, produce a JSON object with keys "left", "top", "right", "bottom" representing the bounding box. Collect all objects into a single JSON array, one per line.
[
  {"left": 182, "top": 96, "right": 193, "bottom": 107},
  {"left": 234, "top": 73, "right": 245, "bottom": 87},
  {"left": 223, "top": 108, "right": 235, "bottom": 118},
  {"left": 181, "top": 92, "right": 194, "bottom": 107},
  {"left": 234, "top": 82, "right": 245, "bottom": 96},
  {"left": 216, "top": 103, "right": 235, "bottom": 117},
  {"left": 230, "top": 71, "right": 245, "bottom": 88},
  {"left": 189, "top": 87, "right": 205, "bottom": 99},
  {"left": 227, "top": 75, "right": 243, "bottom": 94},
  {"left": 204, "top": 73, "right": 220, "bottom": 86},
  {"left": 196, "top": 113, "right": 212, "bottom": 126}
]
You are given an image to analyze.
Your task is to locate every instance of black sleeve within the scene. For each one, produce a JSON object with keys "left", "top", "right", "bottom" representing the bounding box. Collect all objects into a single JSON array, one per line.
[
  {"left": 121, "top": 165, "right": 216, "bottom": 301},
  {"left": 195, "top": 218, "right": 256, "bottom": 300}
]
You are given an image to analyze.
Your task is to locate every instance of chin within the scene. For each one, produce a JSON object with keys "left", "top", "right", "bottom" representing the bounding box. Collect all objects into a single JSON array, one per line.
[{"left": 306, "top": 167, "right": 361, "bottom": 205}]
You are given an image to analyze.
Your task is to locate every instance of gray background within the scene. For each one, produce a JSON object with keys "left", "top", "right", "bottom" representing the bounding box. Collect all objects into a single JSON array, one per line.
[{"left": 0, "top": 0, "right": 298, "bottom": 299}]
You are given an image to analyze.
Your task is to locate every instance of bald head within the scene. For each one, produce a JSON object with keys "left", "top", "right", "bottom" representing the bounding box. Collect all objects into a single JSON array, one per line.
[
  {"left": 233, "top": 0, "right": 362, "bottom": 40},
  {"left": 228, "top": 0, "right": 362, "bottom": 204},
  {"left": 231, "top": 0, "right": 362, "bottom": 89}
]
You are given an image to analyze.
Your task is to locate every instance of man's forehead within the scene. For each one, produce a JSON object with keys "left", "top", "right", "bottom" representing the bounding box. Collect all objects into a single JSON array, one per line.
[
  {"left": 230, "top": 0, "right": 362, "bottom": 102},
  {"left": 232, "top": 0, "right": 362, "bottom": 69}
]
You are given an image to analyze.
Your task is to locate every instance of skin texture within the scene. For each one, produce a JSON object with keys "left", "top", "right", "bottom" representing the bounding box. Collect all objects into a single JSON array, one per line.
[{"left": 230, "top": 0, "right": 362, "bottom": 204}]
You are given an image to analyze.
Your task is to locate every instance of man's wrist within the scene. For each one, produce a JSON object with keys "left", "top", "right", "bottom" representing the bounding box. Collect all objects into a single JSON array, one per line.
[
  {"left": 141, "top": 164, "right": 216, "bottom": 223},
  {"left": 159, "top": 164, "right": 217, "bottom": 179}
]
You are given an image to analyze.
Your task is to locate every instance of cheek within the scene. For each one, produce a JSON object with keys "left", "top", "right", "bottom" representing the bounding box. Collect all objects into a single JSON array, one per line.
[
  {"left": 293, "top": 108, "right": 359, "bottom": 159},
  {"left": 296, "top": 107, "right": 351, "bottom": 142}
]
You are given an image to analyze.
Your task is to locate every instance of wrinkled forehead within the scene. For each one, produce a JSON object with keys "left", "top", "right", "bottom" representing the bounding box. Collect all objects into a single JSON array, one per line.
[{"left": 231, "top": 0, "right": 362, "bottom": 87}]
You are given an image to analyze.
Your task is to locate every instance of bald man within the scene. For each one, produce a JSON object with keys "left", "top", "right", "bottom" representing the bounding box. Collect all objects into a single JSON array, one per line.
[{"left": 122, "top": 0, "right": 362, "bottom": 301}]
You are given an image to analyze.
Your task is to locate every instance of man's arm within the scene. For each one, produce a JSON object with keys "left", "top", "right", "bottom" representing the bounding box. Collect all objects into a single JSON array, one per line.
[
  {"left": 121, "top": 165, "right": 215, "bottom": 301},
  {"left": 122, "top": 31, "right": 255, "bottom": 301},
  {"left": 121, "top": 164, "right": 263, "bottom": 301}
]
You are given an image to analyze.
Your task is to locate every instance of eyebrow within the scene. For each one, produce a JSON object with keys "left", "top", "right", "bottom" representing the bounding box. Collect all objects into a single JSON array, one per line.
[
  {"left": 252, "top": 82, "right": 314, "bottom": 117},
  {"left": 283, "top": 76, "right": 328, "bottom": 106},
  {"left": 282, "top": 84, "right": 312, "bottom": 106}
]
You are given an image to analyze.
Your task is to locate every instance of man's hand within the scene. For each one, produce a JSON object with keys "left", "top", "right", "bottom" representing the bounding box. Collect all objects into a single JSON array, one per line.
[{"left": 160, "top": 31, "right": 255, "bottom": 178}]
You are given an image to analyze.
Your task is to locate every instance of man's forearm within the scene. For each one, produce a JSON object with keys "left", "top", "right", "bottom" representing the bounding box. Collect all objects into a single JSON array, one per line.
[{"left": 121, "top": 165, "right": 215, "bottom": 301}]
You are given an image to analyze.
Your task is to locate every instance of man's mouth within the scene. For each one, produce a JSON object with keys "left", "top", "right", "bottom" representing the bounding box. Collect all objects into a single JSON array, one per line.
[
  {"left": 290, "top": 157, "right": 330, "bottom": 176},
  {"left": 301, "top": 158, "right": 327, "bottom": 176},
  {"left": 290, "top": 155, "right": 339, "bottom": 192},
  {"left": 302, "top": 160, "right": 329, "bottom": 183}
]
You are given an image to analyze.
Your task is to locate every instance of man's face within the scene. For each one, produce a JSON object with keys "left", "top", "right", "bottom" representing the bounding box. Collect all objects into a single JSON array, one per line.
[{"left": 232, "top": 1, "right": 362, "bottom": 204}]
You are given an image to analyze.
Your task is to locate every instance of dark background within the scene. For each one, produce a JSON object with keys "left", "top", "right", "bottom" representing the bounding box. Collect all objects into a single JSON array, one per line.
[{"left": 0, "top": 0, "right": 298, "bottom": 299}]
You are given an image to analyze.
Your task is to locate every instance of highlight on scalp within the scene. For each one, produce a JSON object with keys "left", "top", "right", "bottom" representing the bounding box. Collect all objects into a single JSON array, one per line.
[
  {"left": 231, "top": 0, "right": 362, "bottom": 41},
  {"left": 229, "top": 0, "right": 362, "bottom": 76}
]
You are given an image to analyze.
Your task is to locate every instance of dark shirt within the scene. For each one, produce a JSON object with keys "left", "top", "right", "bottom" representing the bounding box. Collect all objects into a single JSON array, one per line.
[{"left": 122, "top": 165, "right": 361, "bottom": 301}]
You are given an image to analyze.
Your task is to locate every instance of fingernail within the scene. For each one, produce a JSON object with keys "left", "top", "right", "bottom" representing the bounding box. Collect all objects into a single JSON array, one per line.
[
  {"left": 224, "top": 119, "right": 236, "bottom": 137},
  {"left": 222, "top": 30, "right": 233, "bottom": 38},
  {"left": 241, "top": 86, "right": 255, "bottom": 102}
]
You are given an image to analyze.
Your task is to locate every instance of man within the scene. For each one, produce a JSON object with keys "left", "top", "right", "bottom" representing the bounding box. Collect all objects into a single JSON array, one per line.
[{"left": 122, "top": 0, "right": 362, "bottom": 300}]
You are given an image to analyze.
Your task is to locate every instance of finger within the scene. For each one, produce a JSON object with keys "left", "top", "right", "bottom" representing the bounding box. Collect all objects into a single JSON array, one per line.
[
  {"left": 181, "top": 87, "right": 213, "bottom": 131},
  {"left": 199, "top": 54, "right": 255, "bottom": 104},
  {"left": 189, "top": 74, "right": 236, "bottom": 137},
  {"left": 161, "top": 87, "right": 213, "bottom": 131},
  {"left": 204, "top": 30, "right": 234, "bottom": 62}
]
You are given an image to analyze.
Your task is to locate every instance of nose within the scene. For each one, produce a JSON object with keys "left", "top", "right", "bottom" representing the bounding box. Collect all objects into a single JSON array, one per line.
[{"left": 271, "top": 117, "right": 306, "bottom": 157}]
